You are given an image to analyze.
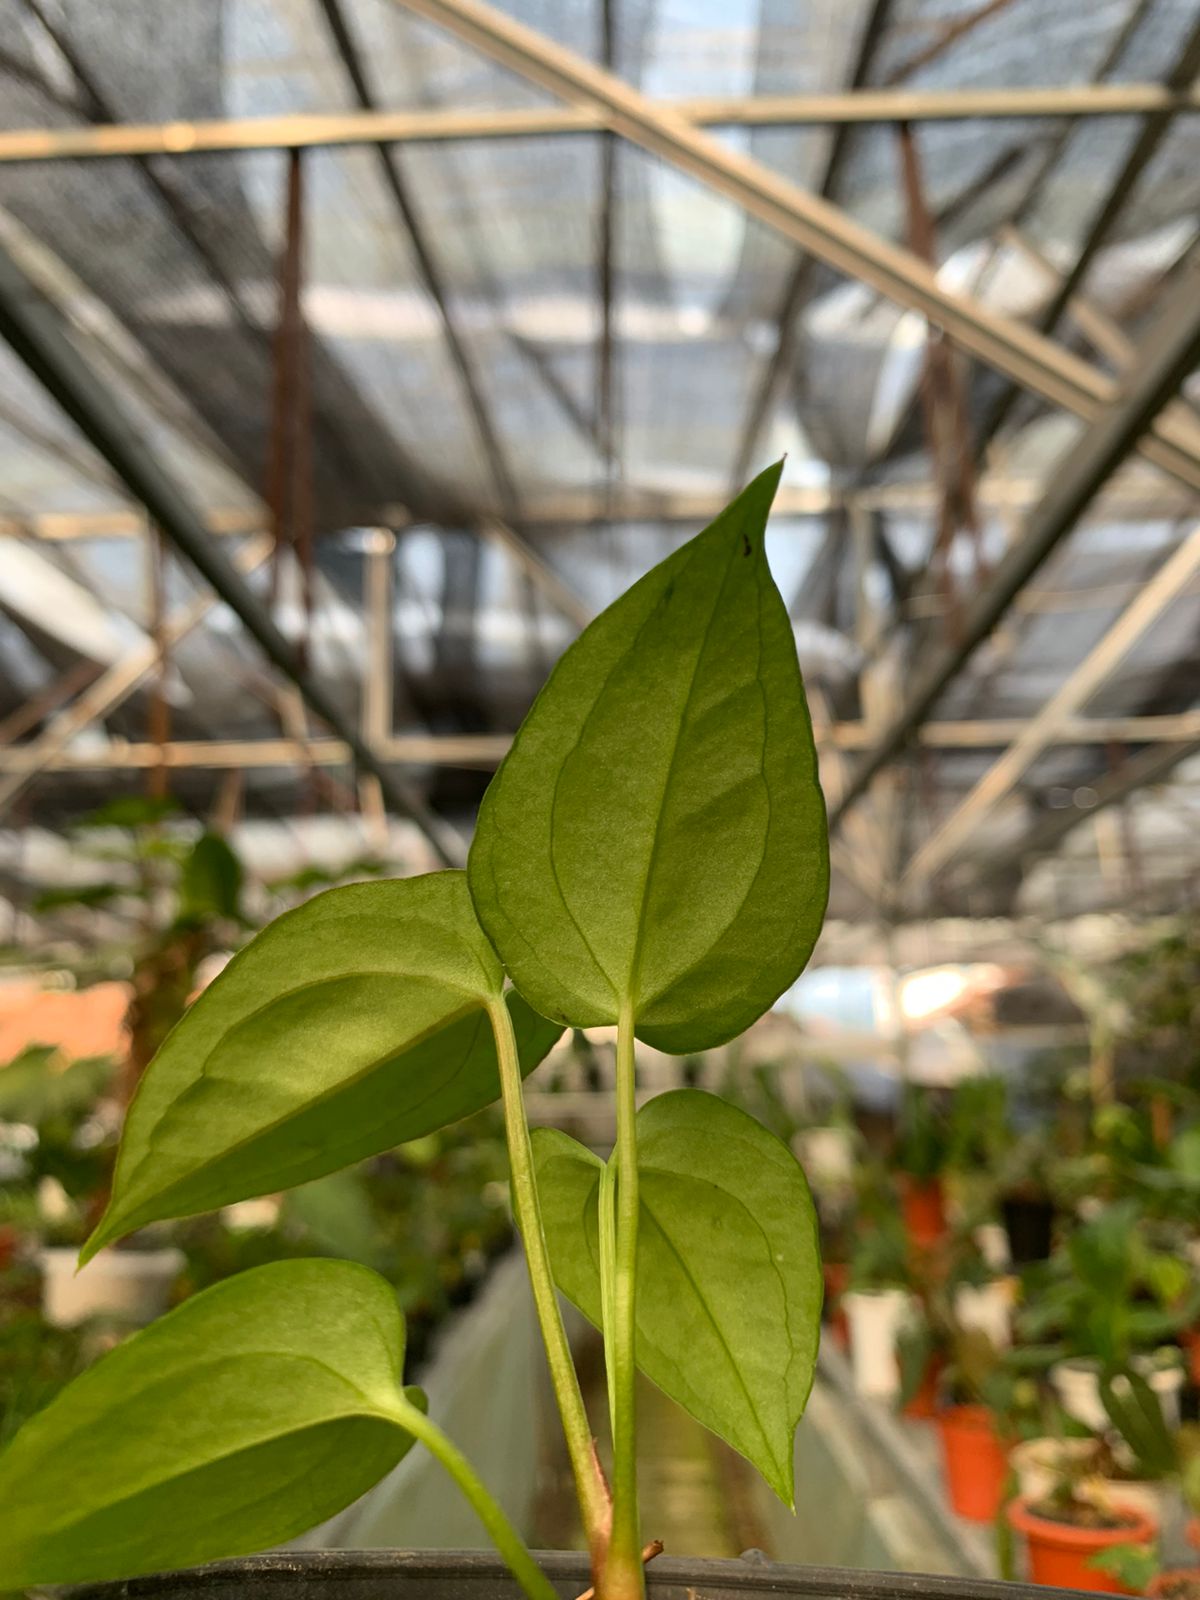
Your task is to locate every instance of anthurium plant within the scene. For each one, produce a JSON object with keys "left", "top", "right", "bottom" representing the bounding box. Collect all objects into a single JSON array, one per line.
[{"left": 0, "top": 465, "right": 830, "bottom": 1600}]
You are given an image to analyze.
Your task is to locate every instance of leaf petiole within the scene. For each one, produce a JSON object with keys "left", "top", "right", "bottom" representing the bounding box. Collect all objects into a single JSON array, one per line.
[
  {"left": 487, "top": 995, "right": 612, "bottom": 1573},
  {"left": 598, "top": 1152, "right": 619, "bottom": 1433},
  {"left": 606, "top": 999, "right": 645, "bottom": 1600},
  {"left": 389, "top": 1391, "right": 559, "bottom": 1600}
]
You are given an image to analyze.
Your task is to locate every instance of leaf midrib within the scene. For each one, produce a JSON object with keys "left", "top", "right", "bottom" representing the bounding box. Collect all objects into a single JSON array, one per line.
[
  {"left": 108, "top": 990, "right": 485, "bottom": 1236},
  {"left": 626, "top": 530, "right": 741, "bottom": 1006}
]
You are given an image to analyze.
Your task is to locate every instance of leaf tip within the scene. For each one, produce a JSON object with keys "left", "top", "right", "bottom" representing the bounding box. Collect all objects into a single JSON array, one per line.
[{"left": 79, "top": 1205, "right": 122, "bottom": 1267}]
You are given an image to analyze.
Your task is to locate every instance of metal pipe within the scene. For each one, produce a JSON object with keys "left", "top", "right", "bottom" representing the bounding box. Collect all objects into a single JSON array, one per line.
[{"left": 1, "top": 86, "right": 1199, "bottom": 164}]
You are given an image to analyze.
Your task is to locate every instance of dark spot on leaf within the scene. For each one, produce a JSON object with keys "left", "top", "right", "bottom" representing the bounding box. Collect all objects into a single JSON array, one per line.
[
  {"left": 664, "top": 578, "right": 676, "bottom": 604},
  {"left": 742, "top": 532, "right": 752, "bottom": 558}
]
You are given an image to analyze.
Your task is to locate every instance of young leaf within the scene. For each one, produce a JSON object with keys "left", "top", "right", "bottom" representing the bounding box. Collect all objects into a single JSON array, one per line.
[
  {"left": 86, "top": 871, "right": 561, "bottom": 1257},
  {"left": 469, "top": 462, "right": 828, "bottom": 1053},
  {"left": 532, "top": 1089, "right": 822, "bottom": 1504},
  {"left": 0, "top": 1259, "right": 424, "bottom": 1586}
]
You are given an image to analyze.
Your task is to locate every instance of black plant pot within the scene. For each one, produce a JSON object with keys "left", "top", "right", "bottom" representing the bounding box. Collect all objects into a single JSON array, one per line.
[
  {"left": 72, "top": 1549, "right": 1061, "bottom": 1600},
  {"left": 1000, "top": 1193, "right": 1055, "bottom": 1265}
]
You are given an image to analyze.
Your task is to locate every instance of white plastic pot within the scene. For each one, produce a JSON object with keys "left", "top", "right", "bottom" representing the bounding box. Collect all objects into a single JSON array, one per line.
[
  {"left": 39, "top": 1245, "right": 185, "bottom": 1328},
  {"left": 953, "top": 1277, "right": 1014, "bottom": 1350},
  {"left": 1050, "top": 1354, "right": 1186, "bottom": 1435},
  {"left": 1010, "top": 1438, "right": 1179, "bottom": 1533},
  {"left": 975, "top": 1222, "right": 1012, "bottom": 1273},
  {"left": 843, "top": 1287, "right": 912, "bottom": 1398},
  {"left": 1010, "top": 1436, "right": 1099, "bottom": 1504},
  {"left": 793, "top": 1127, "right": 856, "bottom": 1189}
]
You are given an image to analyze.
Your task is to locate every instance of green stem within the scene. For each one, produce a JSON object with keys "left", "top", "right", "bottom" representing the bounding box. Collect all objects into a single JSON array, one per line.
[
  {"left": 607, "top": 999, "right": 644, "bottom": 1600},
  {"left": 487, "top": 997, "right": 612, "bottom": 1566},
  {"left": 391, "top": 1391, "right": 558, "bottom": 1600},
  {"left": 598, "top": 1154, "right": 619, "bottom": 1434}
]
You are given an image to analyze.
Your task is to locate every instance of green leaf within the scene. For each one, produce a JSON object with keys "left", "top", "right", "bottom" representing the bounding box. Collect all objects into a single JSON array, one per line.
[
  {"left": 1087, "top": 1545, "right": 1160, "bottom": 1592},
  {"left": 469, "top": 463, "right": 828, "bottom": 1053},
  {"left": 1100, "top": 1369, "right": 1179, "bottom": 1480},
  {"left": 85, "top": 871, "right": 561, "bottom": 1257},
  {"left": 0, "top": 1259, "right": 424, "bottom": 1586},
  {"left": 178, "top": 830, "right": 243, "bottom": 923},
  {"left": 532, "top": 1089, "right": 822, "bottom": 1503}
]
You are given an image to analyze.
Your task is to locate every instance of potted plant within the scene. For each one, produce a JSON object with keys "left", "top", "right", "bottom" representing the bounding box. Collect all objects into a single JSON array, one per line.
[
  {"left": 1007, "top": 1485, "right": 1157, "bottom": 1592},
  {"left": 842, "top": 1196, "right": 912, "bottom": 1399},
  {"left": 1006, "top": 1366, "right": 1161, "bottom": 1593},
  {"left": 893, "top": 1084, "right": 951, "bottom": 1251},
  {"left": 945, "top": 1074, "right": 1013, "bottom": 1230},
  {"left": 23, "top": 808, "right": 248, "bottom": 1325},
  {"left": 1019, "top": 1200, "right": 1196, "bottom": 1436},
  {"left": 0, "top": 468, "right": 840, "bottom": 1600},
  {"left": 1091, "top": 1451, "right": 1200, "bottom": 1600},
  {"left": 997, "top": 1126, "right": 1058, "bottom": 1266},
  {"left": 0, "top": 1045, "right": 183, "bottom": 1327},
  {"left": 933, "top": 1315, "right": 1025, "bottom": 1523}
]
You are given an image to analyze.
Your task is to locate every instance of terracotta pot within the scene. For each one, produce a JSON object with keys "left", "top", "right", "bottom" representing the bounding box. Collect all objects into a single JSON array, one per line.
[
  {"left": 1188, "top": 1517, "right": 1200, "bottom": 1551},
  {"left": 937, "top": 1404, "right": 1009, "bottom": 1522},
  {"left": 1007, "top": 1495, "right": 1157, "bottom": 1592},
  {"left": 902, "top": 1352, "right": 943, "bottom": 1421},
  {"left": 1181, "top": 1327, "right": 1200, "bottom": 1389},
  {"left": 822, "top": 1261, "right": 850, "bottom": 1350},
  {"left": 1009, "top": 1436, "right": 1099, "bottom": 1506},
  {"left": 899, "top": 1174, "right": 947, "bottom": 1250},
  {"left": 1148, "top": 1572, "right": 1200, "bottom": 1600}
]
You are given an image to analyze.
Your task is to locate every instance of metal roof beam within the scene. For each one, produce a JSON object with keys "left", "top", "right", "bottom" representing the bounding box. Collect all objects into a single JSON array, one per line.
[
  {"left": 12, "top": 712, "right": 1200, "bottom": 780},
  {"left": 4, "top": 469, "right": 1193, "bottom": 543},
  {"left": 827, "top": 247, "right": 1200, "bottom": 830},
  {"left": 974, "top": 12, "right": 1200, "bottom": 462},
  {"left": 0, "top": 241, "right": 465, "bottom": 866},
  {"left": 731, "top": 0, "right": 895, "bottom": 488},
  {"left": 317, "top": 0, "right": 520, "bottom": 521},
  {"left": 390, "top": 0, "right": 1200, "bottom": 494},
  {"left": 977, "top": 737, "right": 1200, "bottom": 891},
  {"left": 3, "top": 86, "right": 1200, "bottom": 163},
  {"left": 902, "top": 516, "right": 1200, "bottom": 889},
  {"left": 0, "top": 536, "right": 272, "bottom": 815}
]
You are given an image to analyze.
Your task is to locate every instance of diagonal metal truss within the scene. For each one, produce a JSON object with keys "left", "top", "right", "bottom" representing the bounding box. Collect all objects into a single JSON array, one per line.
[
  {"left": 902, "top": 516, "right": 1200, "bottom": 892},
  {"left": 0, "top": 239, "right": 466, "bottom": 866},
  {"left": 973, "top": 11, "right": 1200, "bottom": 464},
  {"left": 391, "top": 0, "right": 1200, "bottom": 493},
  {"left": 730, "top": 0, "right": 895, "bottom": 490},
  {"left": 827, "top": 248, "right": 1200, "bottom": 835}
]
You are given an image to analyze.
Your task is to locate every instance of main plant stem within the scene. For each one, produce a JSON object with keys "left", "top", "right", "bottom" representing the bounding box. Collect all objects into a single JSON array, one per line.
[
  {"left": 606, "top": 998, "right": 644, "bottom": 1600},
  {"left": 488, "top": 998, "right": 612, "bottom": 1573},
  {"left": 390, "top": 1391, "right": 558, "bottom": 1600}
]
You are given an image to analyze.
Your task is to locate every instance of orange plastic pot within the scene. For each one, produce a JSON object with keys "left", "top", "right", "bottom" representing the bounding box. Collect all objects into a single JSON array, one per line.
[
  {"left": 937, "top": 1404, "right": 1008, "bottom": 1521},
  {"left": 899, "top": 1175, "right": 947, "bottom": 1250},
  {"left": 1007, "top": 1496, "right": 1157, "bottom": 1592}
]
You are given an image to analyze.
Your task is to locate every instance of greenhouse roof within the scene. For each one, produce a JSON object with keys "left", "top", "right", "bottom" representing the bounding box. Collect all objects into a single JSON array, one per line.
[{"left": 0, "top": 0, "right": 1198, "bottom": 932}]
